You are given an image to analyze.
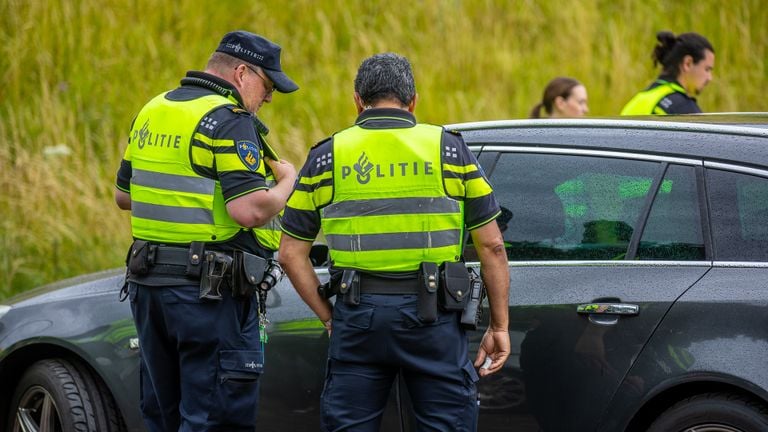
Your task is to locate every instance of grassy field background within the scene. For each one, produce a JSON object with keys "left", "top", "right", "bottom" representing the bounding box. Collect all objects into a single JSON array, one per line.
[{"left": 1, "top": 0, "right": 766, "bottom": 300}]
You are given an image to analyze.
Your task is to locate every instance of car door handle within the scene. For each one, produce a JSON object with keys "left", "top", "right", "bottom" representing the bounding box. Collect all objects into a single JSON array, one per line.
[{"left": 577, "top": 303, "right": 639, "bottom": 316}]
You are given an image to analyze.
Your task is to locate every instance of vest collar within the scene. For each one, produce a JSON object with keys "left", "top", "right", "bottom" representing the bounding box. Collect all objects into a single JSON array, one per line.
[
  {"left": 355, "top": 108, "right": 416, "bottom": 128},
  {"left": 654, "top": 75, "right": 688, "bottom": 95},
  {"left": 181, "top": 71, "right": 245, "bottom": 107}
]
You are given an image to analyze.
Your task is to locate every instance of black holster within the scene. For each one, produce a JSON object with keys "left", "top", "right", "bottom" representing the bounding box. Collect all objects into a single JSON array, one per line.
[
  {"left": 199, "top": 251, "right": 233, "bottom": 300},
  {"left": 417, "top": 262, "right": 439, "bottom": 323},
  {"left": 460, "top": 269, "right": 486, "bottom": 330}
]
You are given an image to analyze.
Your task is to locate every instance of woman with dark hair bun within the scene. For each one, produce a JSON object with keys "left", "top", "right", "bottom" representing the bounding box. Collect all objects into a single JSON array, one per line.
[
  {"left": 530, "top": 77, "right": 589, "bottom": 118},
  {"left": 621, "top": 31, "right": 715, "bottom": 115}
]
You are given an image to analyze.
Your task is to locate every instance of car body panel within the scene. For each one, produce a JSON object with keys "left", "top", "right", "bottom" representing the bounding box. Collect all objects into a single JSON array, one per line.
[
  {"left": 496, "top": 264, "right": 709, "bottom": 431},
  {"left": 598, "top": 265, "right": 768, "bottom": 431},
  {"left": 3, "top": 117, "right": 768, "bottom": 431}
]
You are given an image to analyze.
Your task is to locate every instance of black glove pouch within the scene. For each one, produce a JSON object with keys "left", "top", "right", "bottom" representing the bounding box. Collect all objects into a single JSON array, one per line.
[
  {"left": 231, "top": 250, "right": 268, "bottom": 298},
  {"left": 127, "top": 240, "right": 152, "bottom": 276},
  {"left": 417, "top": 262, "right": 439, "bottom": 323},
  {"left": 439, "top": 261, "right": 471, "bottom": 311}
]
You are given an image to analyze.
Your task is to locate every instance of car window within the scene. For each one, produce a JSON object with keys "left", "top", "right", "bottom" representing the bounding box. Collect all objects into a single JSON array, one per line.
[
  {"left": 481, "top": 153, "right": 661, "bottom": 261},
  {"left": 707, "top": 169, "right": 768, "bottom": 261},
  {"left": 637, "top": 164, "right": 705, "bottom": 260}
]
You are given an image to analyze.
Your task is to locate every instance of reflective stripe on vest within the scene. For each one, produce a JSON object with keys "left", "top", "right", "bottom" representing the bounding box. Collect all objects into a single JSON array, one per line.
[
  {"left": 620, "top": 81, "right": 687, "bottom": 115},
  {"left": 322, "top": 123, "right": 463, "bottom": 272},
  {"left": 128, "top": 92, "right": 243, "bottom": 243}
]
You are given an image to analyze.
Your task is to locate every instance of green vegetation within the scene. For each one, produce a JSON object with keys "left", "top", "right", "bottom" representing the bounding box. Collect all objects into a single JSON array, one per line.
[{"left": 1, "top": 0, "right": 766, "bottom": 299}]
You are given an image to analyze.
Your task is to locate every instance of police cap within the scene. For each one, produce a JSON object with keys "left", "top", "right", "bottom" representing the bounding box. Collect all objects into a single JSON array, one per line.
[{"left": 216, "top": 30, "right": 299, "bottom": 93}]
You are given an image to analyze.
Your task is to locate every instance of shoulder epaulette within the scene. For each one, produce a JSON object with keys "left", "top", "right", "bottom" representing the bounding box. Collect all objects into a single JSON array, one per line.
[
  {"left": 446, "top": 128, "right": 463, "bottom": 136},
  {"left": 311, "top": 136, "right": 333, "bottom": 150},
  {"left": 227, "top": 106, "right": 251, "bottom": 116}
]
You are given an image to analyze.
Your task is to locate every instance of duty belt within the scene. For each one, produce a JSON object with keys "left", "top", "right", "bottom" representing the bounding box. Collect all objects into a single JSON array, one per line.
[
  {"left": 358, "top": 274, "right": 419, "bottom": 294},
  {"left": 149, "top": 244, "right": 229, "bottom": 277},
  {"left": 153, "top": 245, "right": 192, "bottom": 266}
]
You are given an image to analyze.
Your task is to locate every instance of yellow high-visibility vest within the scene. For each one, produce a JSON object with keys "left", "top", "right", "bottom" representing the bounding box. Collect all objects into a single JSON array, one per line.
[{"left": 621, "top": 80, "right": 687, "bottom": 115}]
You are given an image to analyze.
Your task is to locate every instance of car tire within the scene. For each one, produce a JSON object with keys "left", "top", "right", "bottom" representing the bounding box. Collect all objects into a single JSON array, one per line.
[
  {"left": 648, "top": 392, "right": 768, "bottom": 432},
  {"left": 7, "top": 358, "right": 126, "bottom": 432}
]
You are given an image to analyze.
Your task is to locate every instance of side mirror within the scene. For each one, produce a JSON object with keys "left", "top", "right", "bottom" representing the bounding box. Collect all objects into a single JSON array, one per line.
[{"left": 309, "top": 244, "right": 329, "bottom": 267}]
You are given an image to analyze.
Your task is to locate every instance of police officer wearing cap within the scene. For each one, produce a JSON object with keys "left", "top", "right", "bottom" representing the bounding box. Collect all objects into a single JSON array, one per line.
[
  {"left": 279, "top": 53, "right": 511, "bottom": 431},
  {"left": 115, "top": 30, "right": 298, "bottom": 431}
]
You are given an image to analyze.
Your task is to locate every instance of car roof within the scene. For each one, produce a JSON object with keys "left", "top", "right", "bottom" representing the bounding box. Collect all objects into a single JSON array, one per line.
[{"left": 448, "top": 116, "right": 768, "bottom": 169}]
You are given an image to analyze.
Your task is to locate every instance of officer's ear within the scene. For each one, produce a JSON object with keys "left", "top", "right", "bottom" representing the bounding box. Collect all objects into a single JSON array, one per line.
[
  {"left": 233, "top": 64, "right": 249, "bottom": 90},
  {"left": 407, "top": 94, "right": 418, "bottom": 113},
  {"left": 354, "top": 92, "right": 365, "bottom": 114},
  {"left": 681, "top": 55, "right": 694, "bottom": 73}
]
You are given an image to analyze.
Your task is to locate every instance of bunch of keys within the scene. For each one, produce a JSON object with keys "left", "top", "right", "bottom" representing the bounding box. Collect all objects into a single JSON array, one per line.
[{"left": 258, "top": 289, "right": 269, "bottom": 344}]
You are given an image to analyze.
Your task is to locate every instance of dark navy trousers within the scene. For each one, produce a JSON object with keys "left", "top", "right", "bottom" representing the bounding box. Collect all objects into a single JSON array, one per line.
[
  {"left": 128, "top": 282, "right": 263, "bottom": 432},
  {"left": 322, "top": 294, "right": 479, "bottom": 432}
]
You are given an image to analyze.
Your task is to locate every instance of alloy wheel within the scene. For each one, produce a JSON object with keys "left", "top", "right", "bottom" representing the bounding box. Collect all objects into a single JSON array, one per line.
[{"left": 14, "top": 385, "right": 62, "bottom": 432}]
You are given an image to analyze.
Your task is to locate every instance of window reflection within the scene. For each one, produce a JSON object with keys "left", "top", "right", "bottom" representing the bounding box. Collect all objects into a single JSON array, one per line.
[{"left": 482, "top": 153, "right": 661, "bottom": 261}]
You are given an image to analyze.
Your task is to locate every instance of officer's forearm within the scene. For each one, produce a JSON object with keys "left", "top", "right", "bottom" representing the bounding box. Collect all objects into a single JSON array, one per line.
[
  {"left": 278, "top": 236, "right": 334, "bottom": 322},
  {"left": 260, "top": 179, "right": 295, "bottom": 216},
  {"left": 471, "top": 222, "right": 510, "bottom": 331},
  {"left": 481, "top": 257, "right": 510, "bottom": 331}
]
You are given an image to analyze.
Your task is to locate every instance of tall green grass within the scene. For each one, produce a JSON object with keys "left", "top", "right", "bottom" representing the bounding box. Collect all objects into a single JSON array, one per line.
[{"left": 1, "top": 0, "right": 766, "bottom": 299}]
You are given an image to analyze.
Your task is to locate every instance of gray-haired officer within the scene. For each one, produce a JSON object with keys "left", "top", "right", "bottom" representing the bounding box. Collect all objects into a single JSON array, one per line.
[
  {"left": 279, "top": 53, "right": 510, "bottom": 431},
  {"left": 114, "top": 31, "right": 297, "bottom": 431}
]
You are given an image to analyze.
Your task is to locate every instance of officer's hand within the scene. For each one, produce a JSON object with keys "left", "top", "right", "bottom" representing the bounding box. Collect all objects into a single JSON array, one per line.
[
  {"left": 266, "top": 158, "right": 297, "bottom": 184},
  {"left": 323, "top": 319, "right": 332, "bottom": 337},
  {"left": 474, "top": 328, "right": 510, "bottom": 377}
]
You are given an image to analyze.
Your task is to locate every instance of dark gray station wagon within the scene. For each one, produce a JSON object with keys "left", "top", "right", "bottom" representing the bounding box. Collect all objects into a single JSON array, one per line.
[{"left": 2, "top": 117, "right": 768, "bottom": 431}]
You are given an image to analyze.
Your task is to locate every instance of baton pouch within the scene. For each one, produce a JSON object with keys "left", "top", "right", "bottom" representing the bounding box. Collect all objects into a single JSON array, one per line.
[
  {"left": 340, "top": 270, "right": 360, "bottom": 306},
  {"left": 127, "top": 240, "right": 152, "bottom": 276},
  {"left": 231, "top": 250, "right": 267, "bottom": 298},
  {"left": 438, "top": 262, "right": 471, "bottom": 311},
  {"left": 417, "top": 262, "right": 439, "bottom": 323}
]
